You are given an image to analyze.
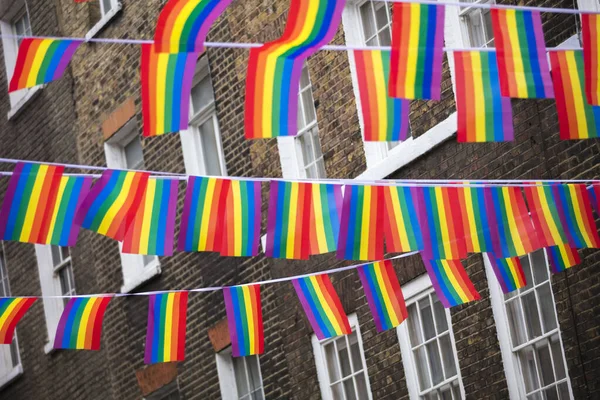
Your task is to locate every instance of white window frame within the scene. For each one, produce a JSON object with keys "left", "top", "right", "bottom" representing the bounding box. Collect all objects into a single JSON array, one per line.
[
  {"left": 397, "top": 274, "right": 466, "bottom": 400},
  {"left": 85, "top": 0, "right": 122, "bottom": 40},
  {"left": 180, "top": 56, "right": 227, "bottom": 177},
  {"left": 311, "top": 313, "right": 373, "bottom": 400},
  {"left": 0, "top": 243, "right": 23, "bottom": 388},
  {"left": 104, "top": 119, "right": 161, "bottom": 293},
  {"left": 215, "top": 347, "right": 266, "bottom": 400},
  {"left": 483, "top": 252, "right": 574, "bottom": 400}
]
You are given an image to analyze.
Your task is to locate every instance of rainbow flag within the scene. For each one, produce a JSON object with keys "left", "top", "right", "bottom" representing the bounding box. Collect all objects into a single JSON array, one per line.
[
  {"left": 383, "top": 186, "right": 423, "bottom": 253},
  {"left": 389, "top": 3, "right": 445, "bottom": 100},
  {"left": 421, "top": 257, "right": 480, "bottom": 308},
  {"left": 357, "top": 260, "right": 408, "bottom": 332},
  {"left": 292, "top": 274, "right": 351, "bottom": 340},
  {"left": 484, "top": 186, "right": 540, "bottom": 258},
  {"left": 0, "top": 297, "right": 36, "bottom": 344},
  {"left": 308, "top": 183, "right": 342, "bottom": 255},
  {"left": 353, "top": 50, "right": 410, "bottom": 142},
  {"left": 589, "top": 184, "right": 600, "bottom": 216},
  {"left": 145, "top": 292, "right": 188, "bottom": 364},
  {"left": 416, "top": 186, "right": 467, "bottom": 260},
  {"left": 0, "top": 163, "right": 64, "bottom": 244},
  {"left": 244, "top": 0, "right": 345, "bottom": 138},
  {"left": 8, "top": 39, "right": 82, "bottom": 92},
  {"left": 550, "top": 184, "right": 600, "bottom": 249},
  {"left": 486, "top": 255, "right": 526, "bottom": 293},
  {"left": 266, "top": 181, "right": 311, "bottom": 259},
  {"left": 153, "top": 0, "right": 234, "bottom": 52},
  {"left": 53, "top": 296, "right": 112, "bottom": 350},
  {"left": 75, "top": 169, "right": 150, "bottom": 241},
  {"left": 524, "top": 183, "right": 569, "bottom": 248},
  {"left": 141, "top": 44, "right": 199, "bottom": 136},
  {"left": 490, "top": 9, "right": 553, "bottom": 99},
  {"left": 221, "top": 180, "right": 262, "bottom": 257},
  {"left": 549, "top": 50, "right": 600, "bottom": 140},
  {"left": 454, "top": 51, "right": 514, "bottom": 142},
  {"left": 223, "top": 285, "right": 264, "bottom": 357},
  {"left": 582, "top": 14, "right": 600, "bottom": 105},
  {"left": 123, "top": 178, "right": 179, "bottom": 256},
  {"left": 178, "top": 176, "right": 230, "bottom": 252},
  {"left": 337, "top": 185, "right": 384, "bottom": 261},
  {"left": 546, "top": 244, "right": 581, "bottom": 273},
  {"left": 457, "top": 185, "right": 494, "bottom": 254}
]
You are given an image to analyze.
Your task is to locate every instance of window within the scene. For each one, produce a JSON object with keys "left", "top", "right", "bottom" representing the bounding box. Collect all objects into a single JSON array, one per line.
[
  {"left": 216, "top": 349, "right": 265, "bottom": 400},
  {"left": 312, "top": 314, "right": 372, "bottom": 400},
  {"left": 86, "top": 0, "right": 122, "bottom": 39},
  {"left": 145, "top": 382, "right": 182, "bottom": 400},
  {"left": 99, "top": 0, "right": 118, "bottom": 17},
  {"left": 484, "top": 250, "right": 573, "bottom": 400},
  {"left": 180, "top": 56, "right": 227, "bottom": 176},
  {"left": 35, "top": 245, "right": 75, "bottom": 353},
  {"left": 397, "top": 274, "right": 465, "bottom": 399},
  {"left": 0, "top": 244, "right": 23, "bottom": 387},
  {"left": 104, "top": 120, "right": 160, "bottom": 293},
  {"left": 458, "top": 0, "right": 495, "bottom": 48}
]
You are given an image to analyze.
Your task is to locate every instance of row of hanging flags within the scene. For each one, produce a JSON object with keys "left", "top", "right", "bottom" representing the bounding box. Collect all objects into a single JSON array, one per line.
[{"left": 7, "top": 1, "right": 600, "bottom": 142}]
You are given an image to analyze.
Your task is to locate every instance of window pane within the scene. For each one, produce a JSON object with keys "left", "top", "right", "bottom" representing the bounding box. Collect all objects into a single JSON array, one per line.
[
  {"left": 302, "top": 89, "right": 316, "bottom": 126},
  {"left": 143, "top": 255, "right": 156, "bottom": 267},
  {"left": 331, "top": 383, "right": 344, "bottom": 400},
  {"left": 252, "top": 390, "right": 264, "bottom": 400},
  {"left": 102, "top": 0, "right": 113, "bottom": 14},
  {"left": 519, "top": 346, "right": 540, "bottom": 393},
  {"left": 343, "top": 379, "right": 357, "bottom": 400},
  {"left": 527, "top": 393, "right": 543, "bottom": 400},
  {"left": 538, "top": 283, "right": 557, "bottom": 333},
  {"left": 544, "top": 386, "right": 559, "bottom": 400},
  {"left": 414, "top": 346, "right": 431, "bottom": 391},
  {"left": 297, "top": 98, "right": 306, "bottom": 131},
  {"left": 536, "top": 342, "right": 555, "bottom": 387},
  {"left": 374, "top": 3, "right": 389, "bottom": 31},
  {"left": 51, "top": 245, "right": 62, "bottom": 267},
  {"left": 377, "top": 29, "right": 392, "bottom": 47},
  {"left": 247, "top": 356, "right": 262, "bottom": 392},
  {"left": 465, "top": 11, "right": 485, "bottom": 48},
  {"left": 439, "top": 334, "right": 457, "bottom": 379},
  {"left": 355, "top": 374, "right": 369, "bottom": 399},
  {"left": 420, "top": 299, "right": 436, "bottom": 341},
  {"left": 426, "top": 341, "right": 444, "bottom": 385},
  {"left": 521, "top": 255, "right": 534, "bottom": 291},
  {"left": 349, "top": 333, "right": 363, "bottom": 373},
  {"left": 360, "top": 3, "right": 377, "bottom": 43},
  {"left": 408, "top": 303, "right": 423, "bottom": 346},
  {"left": 199, "top": 118, "right": 222, "bottom": 176},
  {"left": 440, "top": 385, "right": 453, "bottom": 400},
  {"left": 482, "top": 10, "right": 495, "bottom": 47},
  {"left": 311, "top": 130, "right": 323, "bottom": 158},
  {"left": 233, "top": 357, "right": 249, "bottom": 396},
  {"left": 300, "top": 133, "right": 316, "bottom": 165},
  {"left": 125, "top": 137, "right": 144, "bottom": 170},
  {"left": 550, "top": 335, "right": 566, "bottom": 380},
  {"left": 452, "top": 382, "right": 461, "bottom": 399},
  {"left": 506, "top": 298, "right": 527, "bottom": 347},
  {"left": 531, "top": 250, "right": 548, "bottom": 285},
  {"left": 61, "top": 246, "right": 70, "bottom": 261},
  {"left": 316, "top": 159, "right": 326, "bottom": 179},
  {"left": 325, "top": 342, "right": 341, "bottom": 382},
  {"left": 558, "top": 382, "right": 570, "bottom": 399},
  {"left": 300, "top": 66, "right": 311, "bottom": 90},
  {"left": 191, "top": 75, "right": 215, "bottom": 115},
  {"left": 522, "top": 292, "right": 542, "bottom": 340},
  {"left": 433, "top": 297, "right": 448, "bottom": 334},
  {"left": 338, "top": 339, "right": 352, "bottom": 378}
]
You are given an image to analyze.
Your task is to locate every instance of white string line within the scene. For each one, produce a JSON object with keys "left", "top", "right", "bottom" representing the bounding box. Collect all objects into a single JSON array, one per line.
[
  {"left": 1, "top": 158, "right": 599, "bottom": 186},
  {"left": 4, "top": 251, "right": 419, "bottom": 299},
  {"left": 385, "top": 0, "right": 596, "bottom": 15},
  {"left": 0, "top": 34, "right": 583, "bottom": 52}
]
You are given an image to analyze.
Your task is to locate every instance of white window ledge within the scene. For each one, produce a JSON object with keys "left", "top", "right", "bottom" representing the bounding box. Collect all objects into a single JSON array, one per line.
[
  {"left": 0, "top": 364, "right": 23, "bottom": 390},
  {"left": 44, "top": 342, "right": 56, "bottom": 355},
  {"left": 7, "top": 85, "right": 42, "bottom": 120},
  {"left": 120, "top": 261, "right": 161, "bottom": 294},
  {"left": 85, "top": 2, "right": 122, "bottom": 40},
  {"left": 357, "top": 112, "right": 457, "bottom": 180}
]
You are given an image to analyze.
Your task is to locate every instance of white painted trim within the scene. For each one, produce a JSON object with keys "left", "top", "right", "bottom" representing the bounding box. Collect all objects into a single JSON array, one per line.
[
  {"left": 85, "top": 1, "right": 122, "bottom": 40},
  {"left": 6, "top": 85, "right": 42, "bottom": 120},
  {"left": 35, "top": 245, "right": 66, "bottom": 351},
  {"left": 0, "top": 364, "right": 22, "bottom": 390},
  {"left": 357, "top": 112, "right": 457, "bottom": 180},
  {"left": 215, "top": 348, "right": 265, "bottom": 400},
  {"left": 120, "top": 259, "right": 161, "bottom": 294}
]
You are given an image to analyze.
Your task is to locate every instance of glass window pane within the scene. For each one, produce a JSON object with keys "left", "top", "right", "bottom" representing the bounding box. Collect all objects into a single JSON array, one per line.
[
  {"left": 349, "top": 333, "right": 363, "bottom": 373},
  {"left": 311, "top": 130, "right": 323, "bottom": 158},
  {"left": 420, "top": 299, "right": 436, "bottom": 341},
  {"left": 527, "top": 393, "right": 543, "bottom": 400},
  {"left": 191, "top": 75, "right": 215, "bottom": 115},
  {"left": 297, "top": 101, "right": 306, "bottom": 131},
  {"left": 544, "top": 386, "right": 559, "bottom": 400},
  {"left": 306, "top": 164, "right": 318, "bottom": 179},
  {"left": 538, "top": 284, "right": 558, "bottom": 333},
  {"left": 338, "top": 339, "right": 352, "bottom": 378},
  {"left": 331, "top": 383, "right": 344, "bottom": 400},
  {"left": 531, "top": 250, "right": 548, "bottom": 285},
  {"left": 439, "top": 334, "right": 457, "bottom": 379},
  {"left": 51, "top": 245, "right": 62, "bottom": 267},
  {"left": 506, "top": 298, "right": 527, "bottom": 347},
  {"left": 519, "top": 346, "right": 540, "bottom": 394},
  {"left": 433, "top": 298, "right": 448, "bottom": 334},
  {"left": 365, "top": 37, "right": 378, "bottom": 47},
  {"left": 550, "top": 335, "right": 566, "bottom": 380},
  {"left": 440, "top": 385, "right": 453, "bottom": 400},
  {"left": 61, "top": 246, "right": 70, "bottom": 261},
  {"left": 452, "top": 382, "right": 461, "bottom": 399},
  {"left": 408, "top": 303, "right": 423, "bottom": 346},
  {"left": 233, "top": 357, "right": 249, "bottom": 396},
  {"left": 125, "top": 137, "right": 144, "bottom": 170},
  {"left": 102, "top": 0, "right": 113, "bottom": 14},
  {"left": 426, "top": 341, "right": 444, "bottom": 385},
  {"left": 199, "top": 119, "right": 222, "bottom": 176},
  {"left": 300, "top": 66, "right": 311, "bottom": 90},
  {"left": 247, "top": 356, "right": 262, "bottom": 392},
  {"left": 521, "top": 255, "right": 534, "bottom": 291},
  {"left": 378, "top": 29, "right": 391, "bottom": 47},
  {"left": 9, "top": 339, "right": 18, "bottom": 368},
  {"left": 360, "top": 3, "right": 377, "bottom": 43},
  {"left": 355, "top": 374, "right": 369, "bottom": 399},
  {"left": 374, "top": 3, "right": 389, "bottom": 31},
  {"left": 325, "top": 342, "right": 341, "bottom": 382},
  {"left": 316, "top": 159, "right": 326, "bottom": 179},
  {"left": 558, "top": 382, "right": 570, "bottom": 400},
  {"left": 522, "top": 292, "right": 542, "bottom": 340},
  {"left": 301, "top": 88, "right": 316, "bottom": 125},
  {"left": 252, "top": 390, "right": 264, "bottom": 400},
  {"left": 343, "top": 379, "right": 357, "bottom": 400},
  {"left": 482, "top": 10, "right": 495, "bottom": 47},
  {"left": 414, "top": 346, "right": 431, "bottom": 391},
  {"left": 536, "top": 343, "right": 555, "bottom": 387},
  {"left": 143, "top": 255, "right": 156, "bottom": 267},
  {"left": 465, "top": 11, "right": 485, "bottom": 48}
]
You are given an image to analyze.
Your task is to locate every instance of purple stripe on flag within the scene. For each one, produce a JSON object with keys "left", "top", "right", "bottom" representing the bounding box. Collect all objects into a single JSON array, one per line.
[{"left": 0, "top": 163, "right": 25, "bottom": 239}]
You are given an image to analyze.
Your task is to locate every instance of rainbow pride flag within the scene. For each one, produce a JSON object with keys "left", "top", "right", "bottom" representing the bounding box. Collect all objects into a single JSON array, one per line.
[
  {"left": 223, "top": 285, "right": 264, "bottom": 357},
  {"left": 549, "top": 184, "right": 600, "bottom": 249},
  {"left": 244, "top": 0, "right": 345, "bottom": 139},
  {"left": 456, "top": 185, "right": 494, "bottom": 254},
  {"left": 309, "top": 183, "right": 342, "bottom": 255},
  {"left": 337, "top": 185, "right": 384, "bottom": 261},
  {"left": 490, "top": 9, "right": 553, "bottom": 99},
  {"left": 546, "top": 244, "right": 581, "bottom": 274},
  {"left": 153, "top": 0, "right": 234, "bottom": 52},
  {"left": 484, "top": 186, "right": 539, "bottom": 258},
  {"left": 582, "top": 14, "right": 600, "bottom": 105},
  {"left": 589, "top": 184, "right": 600, "bottom": 216},
  {"left": 353, "top": 50, "right": 410, "bottom": 142},
  {"left": 0, "top": 163, "right": 65, "bottom": 244},
  {"left": 145, "top": 292, "right": 188, "bottom": 364},
  {"left": 389, "top": 3, "right": 445, "bottom": 100},
  {"left": 75, "top": 169, "right": 150, "bottom": 241},
  {"left": 53, "top": 296, "right": 112, "bottom": 350},
  {"left": 292, "top": 274, "right": 351, "bottom": 340},
  {"left": 524, "top": 183, "right": 569, "bottom": 248},
  {"left": 454, "top": 51, "right": 514, "bottom": 142},
  {"left": 123, "top": 178, "right": 179, "bottom": 256},
  {"left": 141, "top": 44, "right": 199, "bottom": 136},
  {"left": 421, "top": 257, "right": 480, "bottom": 308},
  {"left": 383, "top": 186, "right": 422, "bottom": 253},
  {"left": 266, "top": 181, "right": 311, "bottom": 259},
  {"left": 549, "top": 50, "right": 600, "bottom": 140},
  {"left": 357, "top": 260, "right": 407, "bottom": 332},
  {"left": 416, "top": 186, "right": 467, "bottom": 260},
  {"left": 221, "top": 180, "right": 262, "bottom": 257},
  {"left": 486, "top": 255, "right": 526, "bottom": 293},
  {"left": 8, "top": 39, "right": 82, "bottom": 92},
  {"left": 0, "top": 297, "right": 36, "bottom": 344},
  {"left": 178, "top": 176, "right": 230, "bottom": 253}
]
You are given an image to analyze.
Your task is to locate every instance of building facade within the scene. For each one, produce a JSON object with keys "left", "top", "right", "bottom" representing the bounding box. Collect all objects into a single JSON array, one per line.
[{"left": 0, "top": 0, "right": 599, "bottom": 399}]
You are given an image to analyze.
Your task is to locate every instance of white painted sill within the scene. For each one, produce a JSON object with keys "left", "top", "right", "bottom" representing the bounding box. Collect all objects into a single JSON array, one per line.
[
  {"left": 85, "top": 3, "right": 123, "bottom": 40},
  {"left": 0, "top": 364, "right": 23, "bottom": 390},
  {"left": 7, "top": 86, "right": 43, "bottom": 120},
  {"left": 120, "top": 261, "right": 161, "bottom": 294}
]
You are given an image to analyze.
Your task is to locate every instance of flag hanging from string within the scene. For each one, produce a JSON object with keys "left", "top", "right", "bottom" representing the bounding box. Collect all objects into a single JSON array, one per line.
[
  {"left": 581, "top": 14, "right": 600, "bottom": 105},
  {"left": 383, "top": 186, "right": 423, "bottom": 254},
  {"left": 53, "top": 296, "right": 112, "bottom": 350},
  {"left": 546, "top": 244, "right": 581, "bottom": 273},
  {"left": 221, "top": 180, "right": 262, "bottom": 257},
  {"left": 486, "top": 255, "right": 526, "bottom": 293},
  {"left": 308, "top": 183, "right": 343, "bottom": 256},
  {"left": 0, "top": 297, "right": 36, "bottom": 344},
  {"left": 457, "top": 185, "right": 494, "bottom": 254},
  {"left": 421, "top": 257, "right": 480, "bottom": 308},
  {"left": 223, "top": 285, "right": 264, "bottom": 357},
  {"left": 145, "top": 292, "right": 188, "bottom": 364}
]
